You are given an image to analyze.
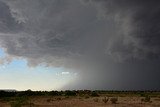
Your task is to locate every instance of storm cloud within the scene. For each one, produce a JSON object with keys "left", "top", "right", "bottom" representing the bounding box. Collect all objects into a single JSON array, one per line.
[{"left": 0, "top": 0, "right": 160, "bottom": 90}]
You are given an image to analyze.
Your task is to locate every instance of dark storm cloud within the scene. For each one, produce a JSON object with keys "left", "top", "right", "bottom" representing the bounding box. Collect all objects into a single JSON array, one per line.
[
  {"left": 0, "top": 0, "right": 110, "bottom": 66},
  {"left": 94, "top": 0, "right": 160, "bottom": 61},
  {"left": 0, "top": 0, "right": 160, "bottom": 90},
  {"left": 0, "top": 1, "right": 22, "bottom": 33}
]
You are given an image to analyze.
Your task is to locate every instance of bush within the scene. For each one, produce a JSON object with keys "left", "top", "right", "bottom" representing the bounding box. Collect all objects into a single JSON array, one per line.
[
  {"left": 47, "top": 98, "right": 52, "bottom": 102},
  {"left": 50, "top": 91, "right": 62, "bottom": 96},
  {"left": 65, "top": 91, "right": 76, "bottom": 96},
  {"left": 141, "top": 95, "right": 151, "bottom": 102},
  {"left": 85, "top": 95, "right": 90, "bottom": 99},
  {"left": 102, "top": 97, "right": 109, "bottom": 104},
  {"left": 140, "top": 93, "right": 145, "bottom": 97},
  {"left": 11, "top": 102, "right": 22, "bottom": 107},
  {"left": 11, "top": 97, "right": 28, "bottom": 107},
  {"left": 91, "top": 92, "right": 99, "bottom": 97},
  {"left": 0, "top": 91, "right": 17, "bottom": 98},
  {"left": 145, "top": 96, "right": 150, "bottom": 102},
  {"left": 93, "top": 98, "right": 99, "bottom": 102},
  {"left": 110, "top": 97, "right": 118, "bottom": 104},
  {"left": 55, "top": 97, "right": 62, "bottom": 101}
]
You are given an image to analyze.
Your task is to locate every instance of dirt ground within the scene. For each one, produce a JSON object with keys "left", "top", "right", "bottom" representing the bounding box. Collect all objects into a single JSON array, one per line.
[
  {"left": 1, "top": 96, "right": 160, "bottom": 107},
  {"left": 0, "top": 97, "right": 160, "bottom": 107}
]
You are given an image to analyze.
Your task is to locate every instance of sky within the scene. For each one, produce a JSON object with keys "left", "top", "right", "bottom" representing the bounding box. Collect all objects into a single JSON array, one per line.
[
  {"left": 0, "top": 48, "right": 77, "bottom": 90},
  {"left": 0, "top": 0, "right": 160, "bottom": 91}
]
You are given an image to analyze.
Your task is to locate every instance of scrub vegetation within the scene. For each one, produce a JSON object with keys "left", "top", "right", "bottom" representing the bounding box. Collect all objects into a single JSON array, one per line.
[{"left": 0, "top": 90, "right": 160, "bottom": 107}]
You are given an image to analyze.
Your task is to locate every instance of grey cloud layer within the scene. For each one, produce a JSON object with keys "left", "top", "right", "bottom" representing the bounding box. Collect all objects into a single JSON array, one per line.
[
  {"left": 97, "top": 0, "right": 160, "bottom": 61},
  {"left": 0, "top": 0, "right": 104, "bottom": 66},
  {"left": 0, "top": 0, "right": 160, "bottom": 90}
]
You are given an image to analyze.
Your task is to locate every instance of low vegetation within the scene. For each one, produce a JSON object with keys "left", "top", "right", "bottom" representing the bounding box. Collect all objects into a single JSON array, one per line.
[
  {"left": 102, "top": 97, "right": 109, "bottom": 104},
  {"left": 91, "top": 91, "right": 99, "bottom": 97},
  {"left": 93, "top": 98, "right": 99, "bottom": 102},
  {"left": 10, "top": 97, "right": 29, "bottom": 107},
  {"left": 141, "top": 95, "right": 151, "bottom": 102},
  {"left": 110, "top": 97, "right": 118, "bottom": 104},
  {"left": 1, "top": 90, "right": 160, "bottom": 98},
  {"left": 0, "top": 90, "right": 160, "bottom": 107}
]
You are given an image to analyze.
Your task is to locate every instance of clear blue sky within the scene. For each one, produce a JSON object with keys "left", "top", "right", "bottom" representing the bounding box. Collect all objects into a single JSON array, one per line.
[{"left": 0, "top": 48, "right": 76, "bottom": 91}]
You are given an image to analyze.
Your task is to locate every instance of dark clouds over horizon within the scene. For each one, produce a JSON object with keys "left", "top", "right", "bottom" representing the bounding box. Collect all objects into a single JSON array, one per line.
[{"left": 0, "top": 0, "right": 160, "bottom": 90}]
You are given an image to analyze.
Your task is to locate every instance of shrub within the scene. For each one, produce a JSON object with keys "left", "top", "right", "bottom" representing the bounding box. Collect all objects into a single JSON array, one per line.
[
  {"left": 93, "top": 98, "right": 99, "bottom": 102},
  {"left": 55, "top": 97, "right": 62, "bottom": 101},
  {"left": 50, "top": 91, "right": 62, "bottom": 96},
  {"left": 145, "top": 96, "right": 150, "bottom": 102},
  {"left": 85, "top": 95, "right": 90, "bottom": 99},
  {"left": 0, "top": 91, "right": 17, "bottom": 98},
  {"left": 11, "top": 102, "right": 22, "bottom": 107},
  {"left": 65, "top": 96, "right": 69, "bottom": 99},
  {"left": 11, "top": 97, "right": 28, "bottom": 107},
  {"left": 91, "top": 92, "right": 99, "bottom": 97},
  {"left": 140, "top": 93, "right": 145, "bottom": 97},
  {"left": 141, "top": 95, "right": 151, "bottom": 102},
  {"left": 65, "top": 91, "right": 76, "bottom": 96},
  {"left": 47, "top": 98, "right": 52, "bottom": 102},
  {"left": 110, "top": 97, "right": 118, "bottom": 104},
  {"left": 102, "top": 97, "right": 109, "bottom": 104}
]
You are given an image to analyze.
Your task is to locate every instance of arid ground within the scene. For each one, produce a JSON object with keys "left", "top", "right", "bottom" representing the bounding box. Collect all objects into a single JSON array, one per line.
[{"left": 0, "top": 91, "right": 160, "bottom": 107}]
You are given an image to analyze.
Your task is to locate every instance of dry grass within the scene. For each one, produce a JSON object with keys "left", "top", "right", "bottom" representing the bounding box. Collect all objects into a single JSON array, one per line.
[{"left": 0, "top": 96, "right": 160, "bottom": 107}]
